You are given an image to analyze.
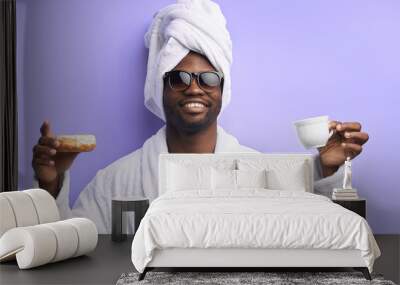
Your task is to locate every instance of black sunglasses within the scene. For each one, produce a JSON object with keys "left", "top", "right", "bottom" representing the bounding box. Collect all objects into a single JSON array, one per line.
[{"left": 163, "top": 70, "right": 224, "bottom": 92}]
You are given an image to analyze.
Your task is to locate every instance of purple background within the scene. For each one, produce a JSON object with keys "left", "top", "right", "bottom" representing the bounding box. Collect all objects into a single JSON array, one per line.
[{"left": 16, "top": 0, "right": 400, "bottom": 233}]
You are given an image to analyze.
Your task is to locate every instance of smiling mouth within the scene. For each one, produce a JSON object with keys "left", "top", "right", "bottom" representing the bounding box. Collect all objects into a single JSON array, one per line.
[{"left": 180, "top": 102, "right": 208, "bottom": 113}]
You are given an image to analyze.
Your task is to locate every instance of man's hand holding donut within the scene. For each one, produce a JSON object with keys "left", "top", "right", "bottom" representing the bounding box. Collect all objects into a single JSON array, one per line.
[{"left": 32, "top": 121, "right": 79, "bottom": 197}]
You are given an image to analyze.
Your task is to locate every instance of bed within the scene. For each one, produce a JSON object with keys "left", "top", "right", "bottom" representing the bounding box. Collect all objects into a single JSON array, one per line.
[{"left": 131, "top": 153, "right": 380, "bottom": 280}]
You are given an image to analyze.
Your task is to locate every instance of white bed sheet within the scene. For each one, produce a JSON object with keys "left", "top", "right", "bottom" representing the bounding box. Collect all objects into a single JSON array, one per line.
[{"left": 131, "top": 190, "right": 380, "bottom": 273}]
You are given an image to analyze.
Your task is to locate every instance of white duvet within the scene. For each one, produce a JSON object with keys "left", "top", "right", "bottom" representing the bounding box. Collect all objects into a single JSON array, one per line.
[{"left": 131, "top": 190, "right": 380, "bottom": 273}]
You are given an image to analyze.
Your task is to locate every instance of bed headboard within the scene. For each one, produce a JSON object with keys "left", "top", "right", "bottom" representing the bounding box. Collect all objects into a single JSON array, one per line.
[{"left": 158, "top": 153, "right": 314, "bottom": 195}]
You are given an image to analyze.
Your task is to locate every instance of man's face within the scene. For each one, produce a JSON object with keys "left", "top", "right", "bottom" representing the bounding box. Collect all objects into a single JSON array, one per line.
[{"left": 163, "top": 52, "right": 222, "bottom": 134}]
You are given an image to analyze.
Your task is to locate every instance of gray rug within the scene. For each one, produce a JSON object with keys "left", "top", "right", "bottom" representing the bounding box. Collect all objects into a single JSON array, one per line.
[{"left": 116, "top": 271, "right": 396, "bottom": 285}]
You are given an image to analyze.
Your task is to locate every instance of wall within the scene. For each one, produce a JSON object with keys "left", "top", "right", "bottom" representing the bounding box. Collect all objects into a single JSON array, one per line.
[{"left": 17, "top": 0, "right": 400, "bottom": 233}]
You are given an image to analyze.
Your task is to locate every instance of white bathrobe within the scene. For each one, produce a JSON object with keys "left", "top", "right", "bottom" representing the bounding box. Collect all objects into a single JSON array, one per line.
[{"left": 34, "top": 125, "right": 343, "bottom": 234}]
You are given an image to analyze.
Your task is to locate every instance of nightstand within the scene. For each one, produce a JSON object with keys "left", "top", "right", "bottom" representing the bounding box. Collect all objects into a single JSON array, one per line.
[
  {"left": 111, "top": 197, "right": 149, "bottom": 242},
  {"left": 332, "top": 198, "right": 366, "bottom": 218}
]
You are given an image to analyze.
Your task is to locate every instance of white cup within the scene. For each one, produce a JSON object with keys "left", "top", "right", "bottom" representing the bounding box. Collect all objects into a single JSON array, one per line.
[{"left": 293, "top": 115, "right": 333, "bottom": 149}]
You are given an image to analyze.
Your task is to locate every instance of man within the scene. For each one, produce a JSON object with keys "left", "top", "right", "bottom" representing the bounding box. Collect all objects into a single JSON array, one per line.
[{"left": 32, "top": 0, "right": 368, "bottom": 234}]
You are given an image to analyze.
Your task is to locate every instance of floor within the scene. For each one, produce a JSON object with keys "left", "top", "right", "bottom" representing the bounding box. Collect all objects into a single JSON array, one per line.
[
  {"left": 373, "top": 235, "right": 400, "bottom": 284},
  {"left": 0, "top": 235, "right": 134, "bottom": 284},
  {"left": 0, "top": 235, "right": 398, "bottom": 284}
]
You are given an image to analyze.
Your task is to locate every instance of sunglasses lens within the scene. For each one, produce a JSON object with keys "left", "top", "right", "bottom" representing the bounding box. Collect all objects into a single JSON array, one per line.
[
  {"left": 169, "top": 71, "right": 191, "bottom": 91},
  {"left": 166, "top": 71, "right": 222, "bottom": 92},
  {"left": 199, "top": 72, "right": 221, "bottom": 90}
]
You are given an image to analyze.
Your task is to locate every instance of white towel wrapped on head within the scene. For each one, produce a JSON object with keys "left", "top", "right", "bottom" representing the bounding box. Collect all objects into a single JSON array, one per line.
[{"left": 144, "top": 0, "right": 233, "bottom": 121}]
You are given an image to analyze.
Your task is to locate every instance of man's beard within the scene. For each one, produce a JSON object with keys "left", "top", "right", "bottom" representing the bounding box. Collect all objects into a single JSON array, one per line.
[
  {"left": 177, "top": 114, "right": 214, "bottom": 134},
  {"left": 164, "top": 102, "right": 221, "bottom": 134}
]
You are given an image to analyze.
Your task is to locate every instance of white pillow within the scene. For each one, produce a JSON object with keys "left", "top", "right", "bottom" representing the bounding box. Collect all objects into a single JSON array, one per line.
[
  {"left": 211, "top": 168, "right": 236, "bottom": 190},
  {"left": 166, "top": 162, "right": 212, "bottom": 192},
  {"left": 211, "top": 168, "right": 268, "bottom": 190},
  {"left": 238, "top": 159, "right": 309, "bottom": 191},
  {"left": 236, "top": 169, "right": 268, "bottom": 189},
  {"left": 266, "top": 167, "right": 307, "bottom": 191}
]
